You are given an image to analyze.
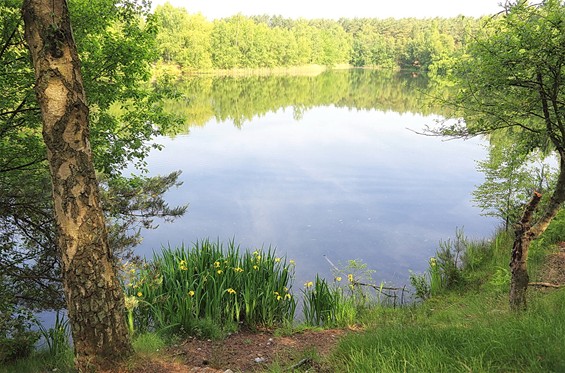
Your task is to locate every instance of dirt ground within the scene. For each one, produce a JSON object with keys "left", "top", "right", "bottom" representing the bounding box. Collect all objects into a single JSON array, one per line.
[
  {"left": 126, "top": 328, "right": 346, "bottom": 373},
  {"left": 536, "top": 242, "right": 565, "bottom": 285}
]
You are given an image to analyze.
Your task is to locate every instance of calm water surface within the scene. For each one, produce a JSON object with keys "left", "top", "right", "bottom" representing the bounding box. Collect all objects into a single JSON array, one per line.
[{"left": 136, "top": 71, "right": 496, "bottom": 287}]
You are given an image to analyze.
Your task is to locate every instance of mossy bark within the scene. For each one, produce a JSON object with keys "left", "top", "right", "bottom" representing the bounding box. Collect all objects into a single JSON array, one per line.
[{"left": 22, "top": 0, "right": 132, "bottom": 370}]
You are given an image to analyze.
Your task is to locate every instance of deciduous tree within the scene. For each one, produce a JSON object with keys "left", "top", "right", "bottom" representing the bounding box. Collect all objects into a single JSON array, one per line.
[
  {"left": 21, "top": 0, "right": 132, "bottom": 369},
  {"left": 439, "top": 0, "right": 565, "bottom": 310}
]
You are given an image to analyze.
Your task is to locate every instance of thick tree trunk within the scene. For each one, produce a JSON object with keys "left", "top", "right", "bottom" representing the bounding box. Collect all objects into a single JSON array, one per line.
[{"left": 22, "top": 0, "right": 132, "bottom": 370}]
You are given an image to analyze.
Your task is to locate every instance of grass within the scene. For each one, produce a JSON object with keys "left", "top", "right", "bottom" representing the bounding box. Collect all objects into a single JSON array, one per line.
[
  {"left": 330, "top": 290, "right": 565, "bottom": 372},
  {"left": 325, "top": 227, "right": 565, "bottom": 373}
]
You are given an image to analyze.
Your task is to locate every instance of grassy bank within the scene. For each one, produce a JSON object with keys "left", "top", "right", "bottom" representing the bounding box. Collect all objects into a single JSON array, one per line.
[
  {"left": 325, "top": 227, "right": 565, "bottom": 373},
  {"left": 329, "top": 289, "right": 565, "bottom": 372},
  {"left": 152, "top": 62, "right": 355, "bottom": 81}
]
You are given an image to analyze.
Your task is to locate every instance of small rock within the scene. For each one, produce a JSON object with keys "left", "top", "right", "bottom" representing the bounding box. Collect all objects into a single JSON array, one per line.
[{"left": 254, "top": 357, "right": 266, "bottom": 363}]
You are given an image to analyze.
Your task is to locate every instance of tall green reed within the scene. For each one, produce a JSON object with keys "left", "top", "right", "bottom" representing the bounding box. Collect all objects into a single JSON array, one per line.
[
  {"left": 125, "top": 239, "right": 296, "bottom": 338},
  {"left": 302, "top": 275, "right": 356, "bottom": 327},
  {"left": 36, "top": 311, "right": 70, "bottom": 358}
]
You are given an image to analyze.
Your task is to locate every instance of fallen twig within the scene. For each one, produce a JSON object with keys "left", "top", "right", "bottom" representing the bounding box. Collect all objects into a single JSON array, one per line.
[
  {"left": 529, "top": 282, "right": 564, "bottom": 288},
  {"left": 288, "top": 357, "right": 312, "bottom": 371}
]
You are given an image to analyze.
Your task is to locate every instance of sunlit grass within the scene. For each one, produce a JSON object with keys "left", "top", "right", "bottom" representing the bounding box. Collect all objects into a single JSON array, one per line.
[
  {"left": 328, "top": 227, "right": 565, "bottom": 373},
  {"left": 331, "top": 289, "right": 565, "bottom": 372}
]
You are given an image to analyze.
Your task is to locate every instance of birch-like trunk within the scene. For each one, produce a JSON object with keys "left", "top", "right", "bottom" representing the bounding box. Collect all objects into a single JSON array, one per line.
[{"left": 22, "top": 0, "right": 132, "bottom": 370}]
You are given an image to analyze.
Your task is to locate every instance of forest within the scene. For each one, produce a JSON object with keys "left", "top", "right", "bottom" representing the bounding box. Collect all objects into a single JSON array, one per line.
[{"left": 153, "top": 2, "right": 480, "bottom": 73}]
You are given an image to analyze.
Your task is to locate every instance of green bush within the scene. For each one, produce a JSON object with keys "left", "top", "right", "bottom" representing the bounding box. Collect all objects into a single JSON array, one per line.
[{"left": 0, "top": 304, "right": 39, "bottom": 364}]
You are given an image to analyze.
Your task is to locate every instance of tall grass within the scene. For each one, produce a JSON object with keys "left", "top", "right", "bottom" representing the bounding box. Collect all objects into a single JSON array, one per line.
[
  {"left": 302, "top": 275, "right": 356, "bottom": 327},
  {"left": 330, "top": 227, "right": 565, "bottom": 372},
  {"left": 331, "top": 289, "right": 565, "bottom": 372},
  {"left": 126, "top": 239, "right": 296, "bottom": 338}
]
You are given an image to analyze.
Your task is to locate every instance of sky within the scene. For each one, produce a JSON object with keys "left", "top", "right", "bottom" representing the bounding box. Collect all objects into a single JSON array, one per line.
[{"left": 152, "top": 0, "right": 504, "bottom": 20}]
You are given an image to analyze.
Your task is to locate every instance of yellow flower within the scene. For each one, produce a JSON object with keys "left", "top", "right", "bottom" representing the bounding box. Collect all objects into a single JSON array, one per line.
[
  {"left": 289, "top": 259, "right": 295, "bottom": 265},
  {"left": 124, "top": 295, "right": 139, "bottom": 310},
  {"left": 179, "top": 260, "right": 188, "bottom": 271},
  {"left": 217, "top": 269, "right": 223, "bottom": 275},
  {"left": 275, "top": 257, "right": 281, "bottom": 263},
  {"left": 253, "top": 250, "right": 259, "bottom": 256},
  {"left": 253, "top": 265, "right": 259, "bottom": 270},
  {"left": 304, "top": 281, "right": 314, "bottom": 288},
  {"left": 429, "top": 257, "right": 437, "bottom": 267},
  {"left": 233, "top": 267, "right": 244, "bottom": 273},
  {"left": 348, "top": 274, "right": 354, "bottom": 282},
  {"left": 335, "top": 276, "right": 342, "bottom": 282},
  {"left": 214, "top": 261, "right": 221, "bottom": 268},
  {"left": 277, "top": 295, "right": 282, "bottom": 300},
  {"left": 137, "top": 291, "right": 143, "bottom": 297},
  {"left": 227, "top": 288, "right": 236, "bottom": 295},
  {"left": 285, "top": 293, "right": 292, "bottom": 300},
  {"left": 274, "top": 291, "right": 280, "bottom": 296},
  {"left": 188, "top": 290, "right": 195, "bottom": 297}
]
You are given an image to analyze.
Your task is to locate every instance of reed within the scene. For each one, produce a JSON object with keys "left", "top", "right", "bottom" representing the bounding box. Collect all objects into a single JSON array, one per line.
[{"left": 126, "top": 239, "right": 296, "bottom": 338}]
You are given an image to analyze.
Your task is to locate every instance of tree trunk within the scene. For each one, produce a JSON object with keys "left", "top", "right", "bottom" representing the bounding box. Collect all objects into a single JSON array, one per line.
[
  {"left": 22, "top": 0, "right": 132, "bottom": 370},
  {"left": 509, "top": 154, "right": 565, "bottom": 311},
  {"left": 509, "top": 191, "right": 541, "bottom": 311}
]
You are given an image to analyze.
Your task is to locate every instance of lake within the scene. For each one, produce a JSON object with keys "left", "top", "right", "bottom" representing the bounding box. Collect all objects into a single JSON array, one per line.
[{"left": 134, "top": 69, "right": 497, "bottom": 288}]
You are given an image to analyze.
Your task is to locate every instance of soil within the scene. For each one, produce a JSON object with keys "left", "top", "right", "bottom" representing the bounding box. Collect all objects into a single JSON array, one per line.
[
  {"left": 120, "top": 328, "right": 347, "bottom": 373},
  {"left": 535, "top": 242, "right": 565, "bottom": 285}
]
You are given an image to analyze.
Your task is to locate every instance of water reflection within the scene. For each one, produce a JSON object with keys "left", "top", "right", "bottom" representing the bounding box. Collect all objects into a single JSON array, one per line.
[
  {"left": 163, "top": 69, "right": 450, "bottom": 130},
  {"left": 138, "top": 102, "right": 495, "bottom": 287}
]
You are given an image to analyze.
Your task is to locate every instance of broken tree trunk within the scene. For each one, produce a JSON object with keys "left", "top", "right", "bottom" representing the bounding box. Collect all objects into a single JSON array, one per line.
[{"left": 509, "top": 191, "right": 542, "bottom": 311}]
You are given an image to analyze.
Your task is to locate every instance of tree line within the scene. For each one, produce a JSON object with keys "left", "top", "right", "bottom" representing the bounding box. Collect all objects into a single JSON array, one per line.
[{"left": 154, "top": 2, "right": 480, "bottom": 72}]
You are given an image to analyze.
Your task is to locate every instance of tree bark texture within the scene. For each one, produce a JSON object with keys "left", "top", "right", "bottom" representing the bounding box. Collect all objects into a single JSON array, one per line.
[
  {"left": 509, "top": 191, "right": 541, "bottom": 311},
  {"left": 22, "top": 0, "right": 132, "bottom": 370}
]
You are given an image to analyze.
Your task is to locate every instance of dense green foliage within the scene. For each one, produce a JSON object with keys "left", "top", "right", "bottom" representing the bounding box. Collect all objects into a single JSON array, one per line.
[
  {"left": 153, "top": 2, "right": 480, "bottom": 71},
  {"left": 443, "top": 0, "right": 565, "bottom": 232}
]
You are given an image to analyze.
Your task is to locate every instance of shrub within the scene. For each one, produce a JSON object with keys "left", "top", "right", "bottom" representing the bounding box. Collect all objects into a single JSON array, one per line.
[{"left": 0, "top": 303, "right": 39, "bottom": 364}]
